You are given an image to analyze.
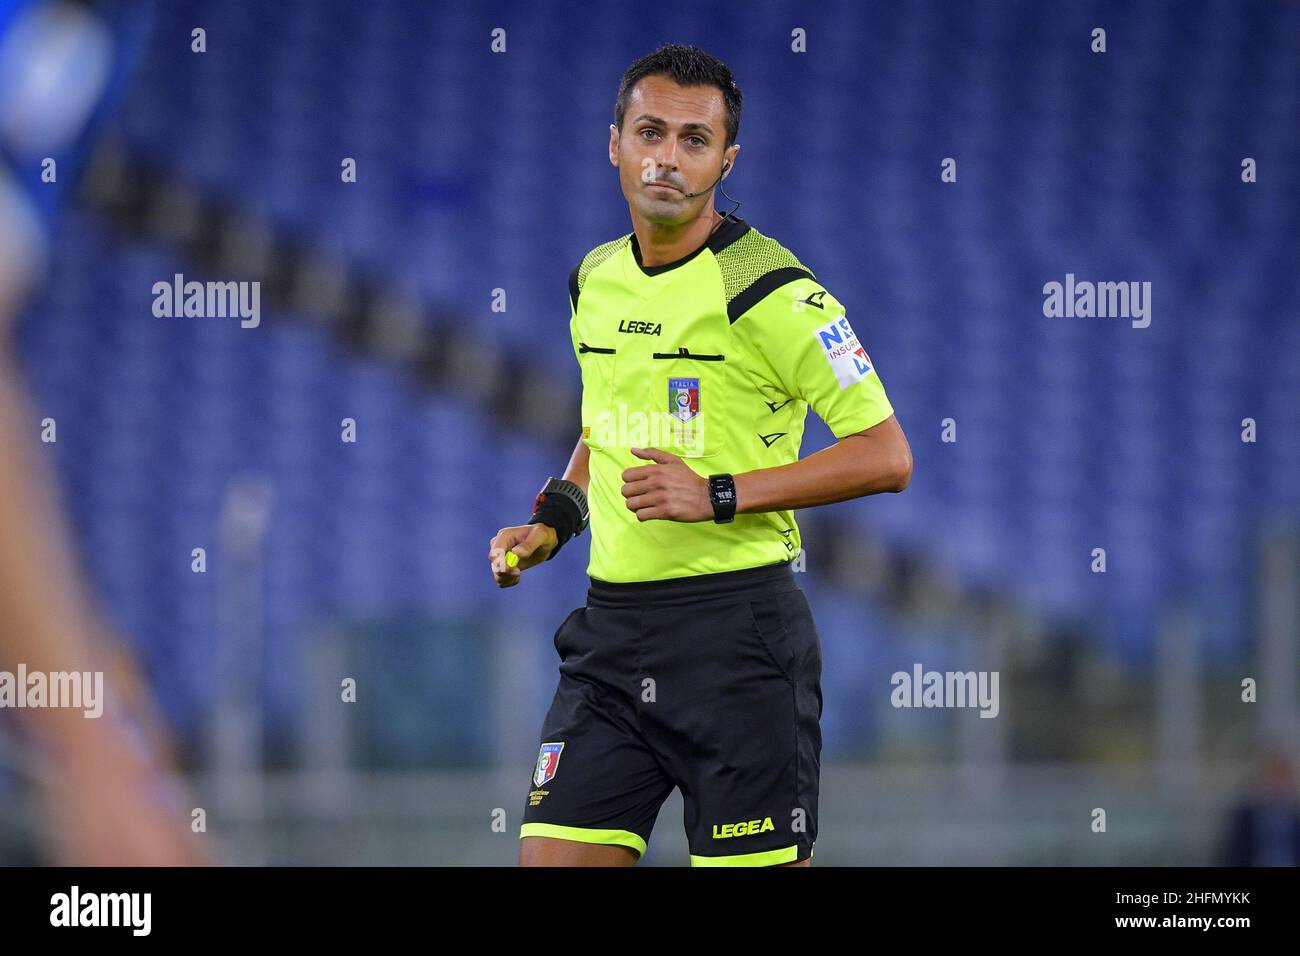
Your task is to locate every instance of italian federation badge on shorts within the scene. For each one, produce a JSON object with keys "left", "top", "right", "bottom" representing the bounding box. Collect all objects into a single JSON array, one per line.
[
  {"left": 668, "top": 377, "right": 700, "bottom": 421},
  {"left": 534, "top": 742, "right": 564, "bottom": 787},
  {"left": 814, "top": 314, "right": 873, "bottom": 389}
]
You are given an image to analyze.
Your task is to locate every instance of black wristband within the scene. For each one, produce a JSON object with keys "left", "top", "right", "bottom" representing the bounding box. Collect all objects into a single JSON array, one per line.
[
  {"left": 528, "top": 477, "right": 589, "bottom": 560},
  {"left": 708, "top": 473, "right": 737, "bottom": 523}
]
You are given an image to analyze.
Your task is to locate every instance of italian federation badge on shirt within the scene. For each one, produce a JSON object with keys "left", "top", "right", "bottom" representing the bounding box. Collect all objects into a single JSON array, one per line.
[
  {"left": 815, "top": 314, "right": 873, "bottom": 389},
  {"left": 534, "top": 742, "right": 564, "bottom": 787},
  {"left": 668, "top": 377, "right": 700, "bottom": 421}
]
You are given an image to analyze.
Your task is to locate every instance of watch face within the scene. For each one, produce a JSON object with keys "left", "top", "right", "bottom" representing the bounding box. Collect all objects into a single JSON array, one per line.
[{"left": 710, "top": 476, "right": 736, "bottom": 522}]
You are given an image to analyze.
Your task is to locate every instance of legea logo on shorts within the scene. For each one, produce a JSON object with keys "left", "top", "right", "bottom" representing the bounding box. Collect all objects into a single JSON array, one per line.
[{"left": 712, "top": 816, "right": 775, "bottom": 839}]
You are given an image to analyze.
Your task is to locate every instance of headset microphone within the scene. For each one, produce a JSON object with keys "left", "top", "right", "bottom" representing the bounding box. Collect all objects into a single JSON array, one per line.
[{"left": 681, "top": 161, "right": 731, "bottom": 199}]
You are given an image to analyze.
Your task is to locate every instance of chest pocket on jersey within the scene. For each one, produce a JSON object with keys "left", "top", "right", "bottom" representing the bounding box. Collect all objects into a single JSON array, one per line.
[
  {"left": 577, "top": 341, "right": 617, "bottom": 449},
  {"left": 641, "top": 345, "right": 729, "bottom": 460}
]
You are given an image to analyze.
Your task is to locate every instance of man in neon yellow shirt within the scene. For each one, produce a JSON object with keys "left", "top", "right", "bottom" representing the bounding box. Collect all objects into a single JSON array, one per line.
[{"left": 489, "top": 44, "right": 912, "bottom": 867}]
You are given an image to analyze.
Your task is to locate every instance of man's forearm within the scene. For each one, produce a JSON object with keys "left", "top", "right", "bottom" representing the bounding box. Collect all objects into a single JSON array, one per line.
[
  {"left": 0, "top": 352, "right": 143, "bottom": 753},
  {"left": 525, "top": 436, "right": 589, "bottom": 549},
  {"left": 733, "top": 415, "right": 911, "bottom": 515},
  {"left": 563, "top": 435, "right": 590, "bottom": 496}
]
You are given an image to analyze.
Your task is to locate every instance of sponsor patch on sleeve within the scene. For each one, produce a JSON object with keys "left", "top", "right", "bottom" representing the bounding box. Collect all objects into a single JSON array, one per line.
[{"left": 814, "top": 314, "right": 874, "bottom": 389}]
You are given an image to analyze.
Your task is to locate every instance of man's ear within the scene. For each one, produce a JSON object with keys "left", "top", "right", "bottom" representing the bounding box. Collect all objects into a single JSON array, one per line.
[
  {"left": 722, "top": 142, "right": 740, "bottom": 177},
  {"left": 609, "top": 123, "right": 619, "bottom": 166}
]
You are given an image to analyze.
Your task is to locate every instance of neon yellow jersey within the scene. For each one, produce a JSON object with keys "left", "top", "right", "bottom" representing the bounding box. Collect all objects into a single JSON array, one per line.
[{"left": 568, "top": 215, "right": 894, "bottom": 582}]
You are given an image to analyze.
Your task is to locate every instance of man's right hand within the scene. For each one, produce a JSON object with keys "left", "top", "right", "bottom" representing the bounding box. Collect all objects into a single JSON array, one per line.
[{"left": 488, "top": 523, "right": 558, "bottom": 588}]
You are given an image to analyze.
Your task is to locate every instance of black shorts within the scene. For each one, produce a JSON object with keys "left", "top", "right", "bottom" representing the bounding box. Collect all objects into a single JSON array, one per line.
[{"left": 520, "top": 560, "right": 822, "bottom": 866}]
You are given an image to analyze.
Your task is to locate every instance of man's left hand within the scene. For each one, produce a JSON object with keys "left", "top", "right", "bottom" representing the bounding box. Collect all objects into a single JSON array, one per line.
[{"left": 620, "top": 447, "right": 714, "bottom": 522}]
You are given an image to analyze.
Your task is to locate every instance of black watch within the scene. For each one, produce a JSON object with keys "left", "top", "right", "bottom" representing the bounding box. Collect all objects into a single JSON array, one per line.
[
  {"left": 528, "top": 476, "right": 590, "bottom": 560},
  {"left": 707, "top": 473, "right": 737, "bottom": 523}
]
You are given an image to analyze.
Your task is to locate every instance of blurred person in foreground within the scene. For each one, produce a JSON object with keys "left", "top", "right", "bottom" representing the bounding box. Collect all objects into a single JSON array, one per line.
[{"left": 0, "top": 0, "right": 207, "bottom": 865}]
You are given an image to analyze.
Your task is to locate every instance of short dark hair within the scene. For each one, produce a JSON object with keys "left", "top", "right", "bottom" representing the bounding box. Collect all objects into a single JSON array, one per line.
[{"left": 614, "top": 44, "right": 743, "bottom": 149}]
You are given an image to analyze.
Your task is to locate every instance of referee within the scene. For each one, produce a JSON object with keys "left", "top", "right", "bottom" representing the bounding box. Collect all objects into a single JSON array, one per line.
[{"left": 488, "top": 44, "right": 912, "bottom": 867}]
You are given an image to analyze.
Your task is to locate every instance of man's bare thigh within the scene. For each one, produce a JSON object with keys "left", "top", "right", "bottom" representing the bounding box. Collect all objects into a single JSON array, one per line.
[
  {"left": 519, "top": 837, "right": 638, "bottom": 866},
  {"left": 519, "top": 837, "right": 812, "bottom": 866}
]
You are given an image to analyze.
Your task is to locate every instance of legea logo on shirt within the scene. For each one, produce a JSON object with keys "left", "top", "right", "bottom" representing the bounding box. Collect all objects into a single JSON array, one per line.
[{"left": 815, "top": 315, "right": 873, "bottom": 389}]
